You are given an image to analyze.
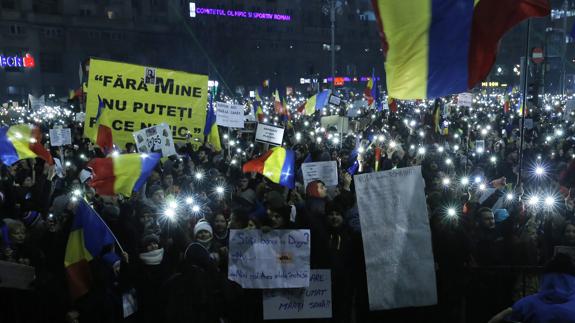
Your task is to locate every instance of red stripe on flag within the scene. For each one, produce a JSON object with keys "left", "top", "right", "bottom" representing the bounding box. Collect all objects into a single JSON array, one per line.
[
  {"left": 243, "top": 150, "right": 274, "bottom": 175},
  {"left": 66, "top": 259, "right": 92, "bottom": 300},
  {"left": 96, "top": 125, "right": 113, "bottom": 154},
  {"left": 468, "top": 0, "right": 550, "bottom": 88},
  {"left": 88, "top": 157, "right": 116, "bottom": 196},
  {"left": 29, "top": 127, "right": 54, "bottom": 165}
]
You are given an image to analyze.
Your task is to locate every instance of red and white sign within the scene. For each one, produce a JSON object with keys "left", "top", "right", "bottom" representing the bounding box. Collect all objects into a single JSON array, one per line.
[{"left": 532, "top": 47, "right": 544, "bottom": 64}]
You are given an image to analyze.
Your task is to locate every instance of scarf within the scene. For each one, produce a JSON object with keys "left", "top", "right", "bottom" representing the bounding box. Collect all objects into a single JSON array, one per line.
[{"left": 139, "top": 248, "right": 164, "bottom": 265}]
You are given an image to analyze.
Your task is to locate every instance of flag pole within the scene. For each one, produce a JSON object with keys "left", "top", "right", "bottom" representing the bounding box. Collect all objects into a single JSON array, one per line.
[
  {"left": 518, "top": 19, "right": 531, "bottom": 189},
  {"left": 79, "top": 199, "right": 126, "bottom": 255}
]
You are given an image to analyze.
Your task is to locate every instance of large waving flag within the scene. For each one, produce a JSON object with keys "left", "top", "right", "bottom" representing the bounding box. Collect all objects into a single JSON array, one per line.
[
  {"left": 95, "top": 95, "right": 113, "bottom": 154},
  {"left": 243, "top": 147, "right": 295, "bottom": 189},
  {"left": 0, "top": 124, "right": 53, "bottom": 166},
  {"left": 64, "top": 199, "right": 118, "bottom": 299},
  {"left": 302, "top": 90, "right": 331, "bottom": 115},
  {"left": 88, "top": 153, "right": 161, "bottom": 196},
  {"left": 371, "top": 0, "right": 550, "bottom": 99},
  {"left": 204, "top": 93, "right": 222, "bottom": 151}
]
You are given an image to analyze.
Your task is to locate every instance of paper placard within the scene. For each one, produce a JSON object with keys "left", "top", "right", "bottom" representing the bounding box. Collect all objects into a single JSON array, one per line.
[
  {"left": 458, "top": 93, "right": 473, "bottom": 108},
  {"left": 301, "top": 161, "right": 338, "bottom": 189},
  {"left": 28, "top": 94, "right": 45, "bottom": 110},
  {"left": 255, "top": 123, "right": 285, "bottom": 146},
  {"left": 132, "top": 123, "right": 176, "bottom": 157},
  {"left": 228, "top": 229, "right": 310, "bottom": 289},
  {"left": 475, "top": 140, "right": 485, "bottom": 153},
  {"left": 216, "top": 102, "right": 245, "bottom": 128},
  {"left": 328, "top": 94, "right": 341, "bottom": 106},
  {"left": 320, "top": 116, "right": 349, "bottom": 134},
  {"left": 0, "top": 260, "right": 35, "bottom": 290},
  {"left": 75, "top": 112, "right": 86, "bottom": 122},
  {"left": 49, "top": 128, "right": 72, "bottom": 146},
  {"left": 354, "top": 166, "right": 437, "bottom": 310},
  {"left": 524, "top": 118, "right": 533, "bottom": 130},
  {"left": 263, "top": 269, "right": 332, "bottom": 320},
  {"left": 122, "top": 288, "right": 138, "bottom": 318}
]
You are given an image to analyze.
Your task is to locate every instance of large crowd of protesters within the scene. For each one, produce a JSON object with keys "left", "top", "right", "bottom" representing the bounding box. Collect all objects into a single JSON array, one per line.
[{"left": 1, "top": 89, "right": 575, "bottom": 323}]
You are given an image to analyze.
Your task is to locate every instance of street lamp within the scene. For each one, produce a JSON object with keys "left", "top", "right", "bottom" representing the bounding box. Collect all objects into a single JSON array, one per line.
[{"left": 322, "top": 0, "right": 345, "bottom": 90}]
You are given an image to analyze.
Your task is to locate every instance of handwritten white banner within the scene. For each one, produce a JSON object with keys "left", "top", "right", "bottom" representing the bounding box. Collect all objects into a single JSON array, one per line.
[
  {"left": 354, "top": 166, "right": 437, "bottom": 310},
  {"left": 216, "top": 102, "right": 245, "bottom": 128},
  {"left": 263, "top": 269, "right": 332, "bottom": 320},
  {"left": 301, "top": 161, "right": 338, "bottom": 188},
  {"left": 228, "top": 229, "right": 311, "bottom": 289}
]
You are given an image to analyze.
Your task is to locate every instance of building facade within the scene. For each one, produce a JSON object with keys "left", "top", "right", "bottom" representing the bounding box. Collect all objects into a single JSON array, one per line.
[{"left": 0, "top": 0, "right": 384, "bottom": 101}]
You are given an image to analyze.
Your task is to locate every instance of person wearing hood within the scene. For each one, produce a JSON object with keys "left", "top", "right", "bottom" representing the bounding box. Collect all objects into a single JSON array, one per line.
[
  {"left": 161, "top": 242, "right": 241, "bottom": 323},
  {"left": 131, "top": 234, "right": 172, "bottom": 323},
  {"left": 193, "top": 220, "right": 223, "bottom": 268},
  {"left": 489, "top": 253, "right": 575, "bottom": 323}
]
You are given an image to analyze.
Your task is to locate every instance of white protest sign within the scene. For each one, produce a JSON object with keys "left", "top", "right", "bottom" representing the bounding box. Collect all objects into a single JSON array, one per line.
[
  {"left": 255, "top": 123, "right": 285, "bottom": 146},
  {"left": 49, "top": 128, "right": 72, "bottom": 146},
  {"left": 28, "top": 94, "right": 45, "bottom": 110},
  {"left": 301, "top": 161, "right": 338, "bottom": 188},
  {"left": 0, "top": 260, "right": 35, "bottom": 290},
  {"left": 132, "top": 123, "right": 176, "bottom": 157},
  {"left": 524, "top": 118, "right": 534, "bottom": 130},
  {"left": 354, "top": 166, "right": 437, "bottom": 310},
  {"left": 458, "top": 93, "right": 473, "bottom": 108},
  {"left": 216, "top": 102, "right": 245, "bottom": 128},
  {"left": 320, "top": 116, "right": 349, "bottom": 134},
  {"left": 263, "top": 269, "right": 332, "bottom": 320},
  {"left": 75, "top": 112, "right": 86, "bottom": 122},
  {"left": 228, "top": 229, "right": 310, "bottom": 289},
  {"left": 348, "top": 100, "right": 367, "bottom": 117}
]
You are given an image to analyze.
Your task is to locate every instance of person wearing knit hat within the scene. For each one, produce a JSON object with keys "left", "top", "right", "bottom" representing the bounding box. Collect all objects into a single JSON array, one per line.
[{"left": 194, "top": 220, "right": 213, "bottom": 244}]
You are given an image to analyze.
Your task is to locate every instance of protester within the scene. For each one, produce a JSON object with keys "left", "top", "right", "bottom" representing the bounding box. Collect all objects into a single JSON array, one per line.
[{"left": 1, "top": 88, "right": 574, "bottom": 323}]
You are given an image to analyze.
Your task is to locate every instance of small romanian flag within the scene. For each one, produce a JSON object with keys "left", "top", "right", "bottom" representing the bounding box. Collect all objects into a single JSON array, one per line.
[
  {"left": 204, "top": 93, "right": 222, "bottom": 152},
  {"left": 243, "top": 147, "right": 295, "bottom": 189},
  {"left": 303, "top": 90, "right": 331, "bottom": 116},
  {"left": 0, "top": 124, "right": 53, "bottom": 166},
  {"left": 95, "top": 96, "right": 113, "bottom": 154},
  {"left": 64, "top": 200, "right": 118, "bottom": 299},
  {"left": 88, "top": 153, "right": 161, "bottom": 197}
]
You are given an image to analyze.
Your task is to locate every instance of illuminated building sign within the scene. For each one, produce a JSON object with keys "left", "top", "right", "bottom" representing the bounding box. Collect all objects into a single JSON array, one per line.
[
  {"left": 189, "top": 2, "right": 291, "bottom": 21},
  {"left": 0, "top": 53, "right": 35, "bottom": 69}
]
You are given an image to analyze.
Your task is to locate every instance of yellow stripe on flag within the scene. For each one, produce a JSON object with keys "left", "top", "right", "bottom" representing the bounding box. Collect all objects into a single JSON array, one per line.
[
  {"left": 64, "top": 229, "right": 93, "bottom": 267},
  {"left": 376, "top": 0, "right": 430, "bottom": 99},
  {"left": 7, "top": 125, "right": 37, "bottom": 160},
  {"left": 305, "top": 95, "right": 317, "bottom": 115},
  {"left": 263, "top": 147, "right": 286, "bottom": 184},
  {"left": 113, "top": 154, "right": 142, "bottom": 196}
]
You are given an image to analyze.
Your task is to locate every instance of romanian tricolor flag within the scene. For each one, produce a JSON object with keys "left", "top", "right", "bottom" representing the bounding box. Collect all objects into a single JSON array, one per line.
[
  {"left": 503, "top": 94, "right": 511, "bottom": 113},
  {"left": 64, "top": 200, "right": 118, "bottom": 299},
  {"left": 371, "top": 0, "right": 550, "bottom": 99},
  {"left": 254, "top": 88, "right": 265, "bottom": 122},
  {"left": 243, "top": 147, "right": 295, "bottom": 189},
  {"left": 364, "top": 78, "right": 375, "bottom": 106},
  {"left": 88, "top": 153, "right": 161, "bottom": 197},
  {"left": 302, "top": 90, "right": 331, "bottom": 115},
  {"left": 204, "top": 93, "right": 222, "bottom": 151},
  {"left": 0, "top": 124, "right": 53, "bottom": 166},
  {"left": 94, "top": 95, "right": 113, "bottom": 154},
  {"left": 273, "top": 90, "right": 285, "bottom": 115}
]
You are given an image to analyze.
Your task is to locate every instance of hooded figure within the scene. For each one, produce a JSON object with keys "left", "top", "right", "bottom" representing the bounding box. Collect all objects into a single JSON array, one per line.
[
  {"left": 161, "top": 242, "right": 241, "bottom": 323},
  {"left": 489, "top": 254, "right": 575, "bottom": 323}
]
